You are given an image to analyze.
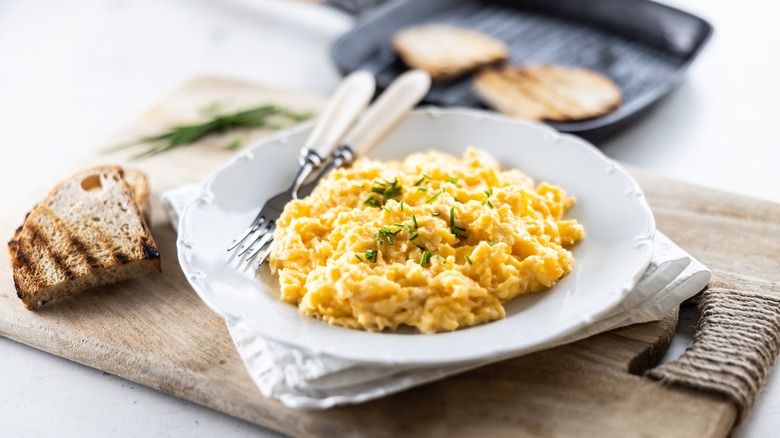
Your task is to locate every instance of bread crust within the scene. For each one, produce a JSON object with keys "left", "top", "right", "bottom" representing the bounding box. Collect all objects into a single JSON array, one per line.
[
  {"left": 393, "top": 25, "right": 509, "bottom": 81},
  {"left": 8, "top": 165, "right": 161, "bottom": 310},
  {"left": 474, "top": 65, "right": 622, "bottom": 121}
]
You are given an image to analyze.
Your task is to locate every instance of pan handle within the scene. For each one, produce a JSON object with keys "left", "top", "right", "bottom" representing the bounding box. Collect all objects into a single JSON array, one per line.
[{"left": 646, "top": 284, "right": 780, "bottom": 426}]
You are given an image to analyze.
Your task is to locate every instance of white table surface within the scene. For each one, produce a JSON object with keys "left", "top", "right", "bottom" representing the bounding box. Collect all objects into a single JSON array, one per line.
[{"left": 1, "top": 0, "right": 777, "bottom": 436}]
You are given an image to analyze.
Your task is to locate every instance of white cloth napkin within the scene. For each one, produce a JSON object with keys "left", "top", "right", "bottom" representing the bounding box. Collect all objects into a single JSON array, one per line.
[{"left": 162, "top": 185, "right": 711, "bottom": 409}]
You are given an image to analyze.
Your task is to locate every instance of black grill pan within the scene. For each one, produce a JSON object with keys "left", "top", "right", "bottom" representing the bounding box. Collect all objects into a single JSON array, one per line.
[{"left": 330, "top": 0, "right": 713, "bottom": 142}]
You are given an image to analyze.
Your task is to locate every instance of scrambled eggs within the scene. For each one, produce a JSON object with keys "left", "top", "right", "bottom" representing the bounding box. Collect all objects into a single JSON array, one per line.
[{"left": 269, "top": 148, "right": 584, "bottom": 333}]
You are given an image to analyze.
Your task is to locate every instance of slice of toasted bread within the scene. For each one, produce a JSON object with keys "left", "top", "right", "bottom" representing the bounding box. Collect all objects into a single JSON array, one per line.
[
  {"left": 123, "top": 168, "right": 151, "bottom": 223},
  {"left": 8, "top": 166, "right": 161, "bottom": 310},
  {"left": 393, "top": 25, "right": 509, "bottom": 81},
  {"left": 473, "top": 65, "right": 622, "bottom": 121}
]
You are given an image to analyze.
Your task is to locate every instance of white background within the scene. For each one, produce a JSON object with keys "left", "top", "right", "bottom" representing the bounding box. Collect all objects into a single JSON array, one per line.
[{"left": 1, "top": 0, "right": 778, "bottom": 436}]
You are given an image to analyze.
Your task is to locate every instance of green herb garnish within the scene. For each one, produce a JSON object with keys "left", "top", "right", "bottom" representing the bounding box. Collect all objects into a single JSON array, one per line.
[
  {"left": 450, "top": 226, "right": 467, "bottom": 239},
  {"left": 414, "top": 175, "right": 430, "bottom": 186},
  {"left": 425, "top": 190, "right": 443, "bottom": 203},
  {"left": 364, "top": 197, "right": 381, "bottom": 208},
  {"left": 371, "top": 178, "right": 403, "bottom": 202},
  {"left": 399, "top": 200, "right": 404, "bottom": 211},
  {"left": 109, "top": 104, "right": 312, "bottom": 160},
  {"left": 483, "top": 188, "right": 494, "bottom": 208},
  {"left": 432, "top": 212, "right": 441, "bottom": 217},
  {"left": 411, "top": 215, "right": 418, "bottom": 229},
  {"left": 449, "top": 207, "right": 455, "bottom": 227},
  {"left": 437, "top": 254, "right": 446, "bottom": 263},
  {"left": 365, "top": 249, "right": 378, "bottom": 263},
  {"left": 409, "top": 233, "right": 420, "bottom": 241},
  {"left": 417, "top": 187, "right": 428, "bottom": 192},
  {"left": 378, "top": 227, "right": 401, "bottom": 244},
  {"left": 465, "top": 255, "right": 473, "bottom": 265},
  {"left": 415, "top": 244, "right": 426, "bottom": 251},
  {"left": 446, "top": 177, "right": 458, "bottom": 184},
  {"left": 355, "top": 254, "right": 366, "bottom": 263},
  {"left": 420, "top": 251, "right": 432, "bottom": 266}
]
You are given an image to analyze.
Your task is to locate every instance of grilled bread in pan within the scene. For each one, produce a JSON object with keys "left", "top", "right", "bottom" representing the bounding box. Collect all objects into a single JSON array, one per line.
[
  {"left": 474, "top": 65, "right": 622, "bottom": 122},
  {"left": 8, "top": 166, "right": 161, "bottom": 310},
  {"left": 393, "top": 25, "right": 509, "bottom": 81}
]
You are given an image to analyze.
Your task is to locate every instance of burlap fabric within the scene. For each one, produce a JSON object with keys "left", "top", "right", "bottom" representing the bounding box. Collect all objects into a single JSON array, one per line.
[{"left": 647, "top": 287, "right": 780, "bottom": 424}]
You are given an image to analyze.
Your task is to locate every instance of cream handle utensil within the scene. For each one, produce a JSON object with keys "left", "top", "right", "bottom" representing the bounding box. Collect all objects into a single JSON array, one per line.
[
  {"left": 341, "top": 69, "right": 431, "bottom": 156},
  {"left": 292, "top": 70, "right": 375, "bottom": 195},
  {"left": 301, "top": 70, "right": 375, "bottom": 163},
  {"left": 298, "top": 70, "right": 431, "bottom": 198}
]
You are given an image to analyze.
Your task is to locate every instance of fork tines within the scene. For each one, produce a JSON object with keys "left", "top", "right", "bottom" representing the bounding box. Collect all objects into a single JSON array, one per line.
[{"left": 228, "top": 216, "right": 276, "bottom": 267}]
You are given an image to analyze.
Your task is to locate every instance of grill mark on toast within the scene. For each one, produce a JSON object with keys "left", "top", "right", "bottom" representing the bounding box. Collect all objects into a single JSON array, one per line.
[
  {"left": 69, "top": 236, "right": 101, "bottom": 268},
  {"left": 18, "top": 224, "right": 45, "bottom": 290},
  {"left": 13, "top": 278, "right": 24, "bottom": 298},
  {"left": 114, "top": 252, "right": 130, "bottom": 264},
  {"left": 51, "top": 252, "right": 75, "bottom": 280},
  {"left": 39, "top": 205, "right": 103, "bottom": 272},
  {"left": 27, "top": 222, "right": 76, "bottom": 282},
  {"left": 141, "top": 238, "right": 160, "bottom": 259}
]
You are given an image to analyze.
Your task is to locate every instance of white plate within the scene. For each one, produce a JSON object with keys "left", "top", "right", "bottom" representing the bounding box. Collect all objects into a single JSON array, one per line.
[{"left": 177, "top": 108, "right": 655, "bottom": 366}]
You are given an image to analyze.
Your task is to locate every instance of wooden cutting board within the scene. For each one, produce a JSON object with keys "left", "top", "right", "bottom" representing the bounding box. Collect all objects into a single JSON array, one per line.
[{"left": 2, "top": 77, "right": 778, "bottom": 437}]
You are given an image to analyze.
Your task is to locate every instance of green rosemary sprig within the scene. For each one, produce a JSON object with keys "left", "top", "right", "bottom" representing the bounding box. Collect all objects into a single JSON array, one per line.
[{"left": 108, "top": 104, "right": 312, "bottom": 160}]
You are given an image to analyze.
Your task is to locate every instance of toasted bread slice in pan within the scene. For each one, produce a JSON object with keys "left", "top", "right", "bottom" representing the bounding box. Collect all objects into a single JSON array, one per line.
[
  {"left": 474, "top": 65, "right": 622, "bottom": 121},
  {"left": 393, "top": 25, "right": 509, "bottom": 81}
]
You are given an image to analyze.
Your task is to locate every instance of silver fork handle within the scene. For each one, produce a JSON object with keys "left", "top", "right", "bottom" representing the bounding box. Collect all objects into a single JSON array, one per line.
[{"left": 299, "top": 70, "right": 432, "bottom": 196}]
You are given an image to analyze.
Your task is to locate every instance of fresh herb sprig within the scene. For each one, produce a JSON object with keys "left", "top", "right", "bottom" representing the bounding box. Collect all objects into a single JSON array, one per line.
[{"left": 109, "top": 104, "right": 312, "bottom": 160}]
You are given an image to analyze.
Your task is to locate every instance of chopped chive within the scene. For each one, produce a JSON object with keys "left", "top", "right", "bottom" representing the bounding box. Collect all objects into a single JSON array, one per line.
[
  {"left": 453, "top": 197, "right": 463, "bottom": 203},
  {"left": 399, "top": 200, "right": 404, "bottom": 211},
  {"left": 432, "top": 212, "right": 441, "bottom": 217},
  {"left": 446, "top": 177, "right": 458, "bottom": 184},
  {"left": 368, "top": 177, "right": 403, "bottom": 205},
  {"left": 354, "top": 183, "right": 366, "bottom": 188},
  {"left": 420, "top": 251, "right": 431, "bottom": 266},
  {"left": 378, "top": 227, "right": 401, "bottom": 244},
  {"left": 437, "top": 254, "right": 446, "bottom": 263},
  {"left": 404, "top": 223, "right": 413, "bottom": 233},
  {"left": 449, "top": 207, "right": 455, "bottom": 227},
  {"left": 363, "top": 197, "right": 380, "bottom": 208},
  {"left": 415, "top": 244, "right": 426, "bottom": 251},
  {"left": 414, "top": 175, "right": 431, "bottom": 186},
  {"left": 365, "top": 248, "right": 378, "bottom": 263},
  {"left": 409, "top": 233, "right": 420, "bottom": 241},
  {"left": 483, "top": 187, "right": 495, "bottom": 208},
  {"left": 393, "top": 223, "right": 405, "bottom": 227},
  {"left": 382, "top": 205, "right": 389, "bottom": 212},
  {"left": 465, "top": 255, "right": 473, "bottom": 265},
  {"left": 417, "top": 187, "right": 428, "bottom": 192},
  {"left": 450, "top": 226, "right": 467, "bottom": 239},
  {"left": 425, "top": 190, "right": 443, "bottom": 203},
  {"left": 489, "top": 238, "right": 504, "bottom": 246},
  {"left": 355, "top": 254, "right": 366, "bottom": 263},
  {"left": 412, "top": 215, "right": 418, "bottom": 229}
]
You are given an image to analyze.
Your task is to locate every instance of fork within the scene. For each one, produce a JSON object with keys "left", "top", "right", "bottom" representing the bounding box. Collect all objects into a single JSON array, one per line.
[
  {"left": 232, "top": 69, "right": 432, "bottom": 267},
  {"left": 227, "top": 70, "right": 376, "bottom": 260}
]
